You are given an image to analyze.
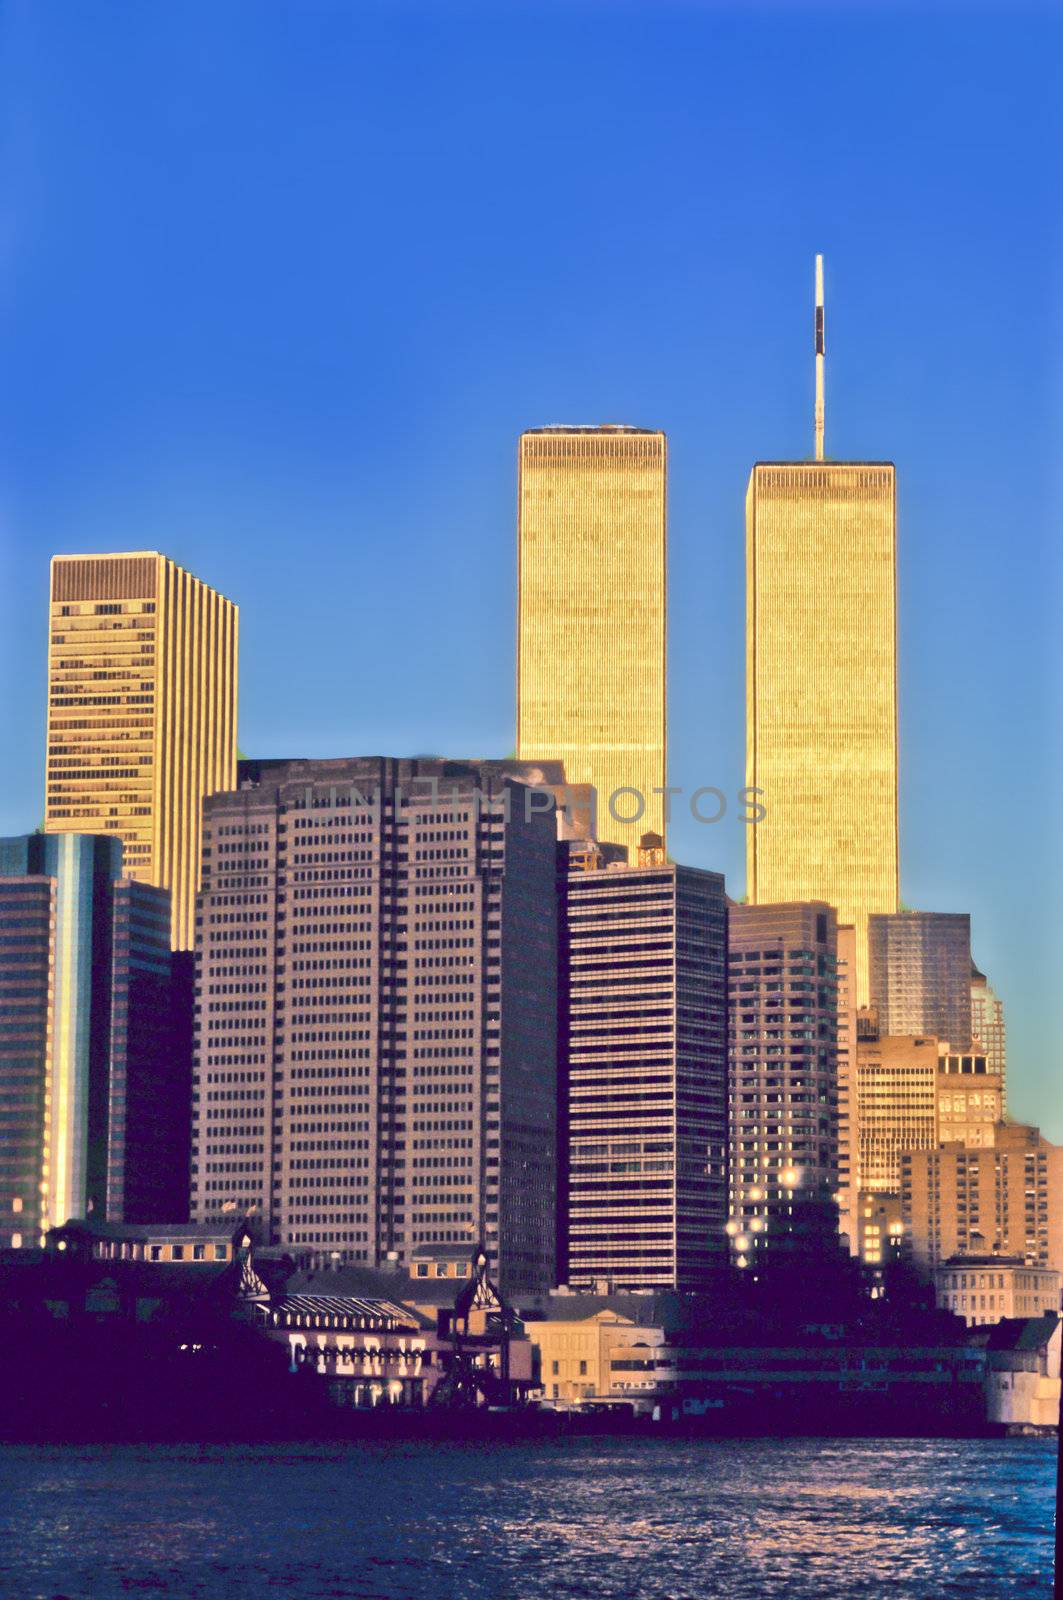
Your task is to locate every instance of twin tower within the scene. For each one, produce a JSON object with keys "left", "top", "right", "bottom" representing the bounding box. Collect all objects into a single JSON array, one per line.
[{"left": 516, "top": 258, "right": 899, "bottom": 1002}]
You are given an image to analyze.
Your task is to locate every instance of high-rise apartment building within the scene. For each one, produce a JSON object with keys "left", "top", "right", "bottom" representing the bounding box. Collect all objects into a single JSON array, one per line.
[
  {"left": 856, "top": 1032, "right": 940, "bottom": 1194},
  {"left": 0, "top": 834, "right": 187, "bottom": 1242},
  {"left": 728, "top": 902, "right": 840, "bottom": 1263},
  {"left": 970, "top": 964, "right": 1007, "bottom": 1087},
  {"left": 190, "top": 758, "right": 559, "bottom": 1295},
  {"left": 868, "top": 911, "right": 972, "bottom": 1049},
  {"left": 45, "top": 552, "right": 238, "bottom": 950},
  {"left": 901, "top": 1122, "right": 1063, "bottom": 1276},
  {"left": 746, "top": 264, "right": 898, "bottom": 1004},
  {"left": 517, "top": 427, "right": 667, "bottom": 853},
  {"left": 559, "top": 841, "right": 728, "bottom": 1291}
]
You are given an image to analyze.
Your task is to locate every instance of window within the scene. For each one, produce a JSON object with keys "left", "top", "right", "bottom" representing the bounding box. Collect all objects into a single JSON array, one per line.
[
  {"left": 551, "top": 1360, "right": 559, "bottom": 1376},
  {"left": 416, "top": 1264, "right": 429, "bottom": 1277},
  {"left": 579, "top": 1360, "right": 588, "bottom": 1376},
  {"left": 171, "top": 1245, "right": 185, "bottom": 1261},
  {"left": 149, "top": 1245, "right": 162, "bottom": 1261},
  {"left": 214, "top": 1244, "right": 228, "bottom": 1260},
  {"left": 193, "top": 1245, "right": 206, "bottom": 1261}
]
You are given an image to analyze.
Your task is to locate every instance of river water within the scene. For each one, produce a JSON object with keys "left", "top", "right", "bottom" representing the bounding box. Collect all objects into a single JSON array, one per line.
[{"left": 0, "top": 1436, "right": 1055, "bottom": 1599}]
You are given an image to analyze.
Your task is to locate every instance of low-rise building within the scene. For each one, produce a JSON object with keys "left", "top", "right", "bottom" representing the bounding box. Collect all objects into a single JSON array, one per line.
[
  {"left": 520, "top": 1297, "right": 673, "bottom": 1404},
  {"left": 933, "top": 1256, "right": 1060, "bottom": 1327}
]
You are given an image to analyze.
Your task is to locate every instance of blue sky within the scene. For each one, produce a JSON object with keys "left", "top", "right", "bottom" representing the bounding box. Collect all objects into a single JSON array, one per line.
[{"left": 1, "top": 2, "right": 1060, "bottom": 1135}]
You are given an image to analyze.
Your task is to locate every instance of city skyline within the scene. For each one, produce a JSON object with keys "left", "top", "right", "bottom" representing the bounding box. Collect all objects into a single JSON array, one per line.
[{"left": 0, "top": 4, "right": 1058, "bottom": 1144}]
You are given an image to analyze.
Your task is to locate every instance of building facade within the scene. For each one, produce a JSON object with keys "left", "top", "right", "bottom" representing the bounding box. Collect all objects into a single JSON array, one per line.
[
  {"left": 868, "top": 910, "right": 972, "bottom": 1049},
  {"left": 728, "top": 902, "right": 840, "bottom": 1265},
  {"left": 835, "top": 923, "right": 860, "bottom": 1250},
  {"left": 190, "top": 758, "right": 559, "bottom": 1295},
  {"left": 559, "top": 845, "right": 728, "bottom": 1291},
  {"left": 45, "top": 552, "right": 238, "bottom": 950},
  {"left": 516, "top": 427, "right": 667, "bottom": 853},
  {"left": 0, "top": 833, "right": 187, "bottom": 1242},
  {"left": 970, "top": 965, "right": 1007, "bottom": 1089},
  {"left": 745, "top": 462, "right": 898, "bottom": 1003},
  {"left": 934, "top": 1256, "right": 1061, "bottom": 1327},
  {"left": 901, "top": 1122, "right": 1063, "bottom": 1275},
  {"left": 936, "top": 1050, "right": 1003, "bottom": 1149},
  {"left": 856, "top": 1031, "right": 940, "bottom": 1194}
]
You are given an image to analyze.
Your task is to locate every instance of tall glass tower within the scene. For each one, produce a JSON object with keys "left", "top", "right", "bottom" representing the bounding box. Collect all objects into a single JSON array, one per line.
[
  {"left": 45, "top": 552, "right": 238, "bottom": 950},
  {"left": 517, "top": 426, "right": 667, "bottom": 853},
  {"left": 746, "top": 261, "right": 898, "bottom": 1001}
]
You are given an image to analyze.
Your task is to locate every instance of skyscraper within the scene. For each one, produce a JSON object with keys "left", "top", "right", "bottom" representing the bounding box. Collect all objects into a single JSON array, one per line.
[
  {"left": 970, "top": 964, "right": 1007, "bottom": 1086},
  {"left": 728, "top": 902, "right": 840, "bottom": 1264},
  {"left": 746, "top": 261, "right": 898, "bottom": 1002},
  {"left": 45, "top": 552, "right": 238, "bottom": 950},
  {"left": 190, "top": 757, "right": 559, "bottom": 1296},
  {"left": 517, "top": 426, "right": 667, "bottom": 853},
  {"left": 559, "top": 841, "right": 728, "bottom": 1290},
  {"left": 868, "top": 911, "right": 973, "bottom": 1049},
  {"left": 856, "top": 1031, "right": 940, "bottom": 1194},
  {"left": 0, "top": 833, "right": 187, "bottom": 1241}
]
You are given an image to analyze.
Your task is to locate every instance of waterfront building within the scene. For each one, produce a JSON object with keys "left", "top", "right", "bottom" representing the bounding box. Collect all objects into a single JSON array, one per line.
[
  {"left": 835, "top": 924, "right": 860, "bottom": 1251},
  {"left": 856, "top": 1030, "right": 940, "bottom": 1194},
  {"left": 0, "top": 833, "right": 188, "bottom": 1241},
  {"left": 901, "top": 1122, "right": 1063, "bottom": 1275},
  {"left": 516, "top": 426, "right": 667, "bottom": 853},
  {"left": 970, "top": 964, "right": 1007, "bottom": 1089},
  {"left": 559, "top": 840, "right": 728, "bottom": 1291},
  {"left": 933, "top": 1255, "right": 1061, "bottom": 1327},
  {"left": 520, "top": 1299, "right": 671, "bottom": 1405},
  {"left": 190, "top": 757, "right": 559, "bottom": 1296},
  {"left": 746, "top": 261, "right": 898, "bottom": 1004},
  {"left": 45, "top": 551, "right": 238, "bottom": 950},
  {"left": 728, "top": 902, "right": 840, "bottom": 1264},
  {"left": 855, "top": 1190, "right": 905, "bottom": 1275},
  {"left": 936, "top": 1049, "right": 1003, "bottom": 1148},
  {"left": 868, "top": 911, "right": 972, "bottom": 1049}
]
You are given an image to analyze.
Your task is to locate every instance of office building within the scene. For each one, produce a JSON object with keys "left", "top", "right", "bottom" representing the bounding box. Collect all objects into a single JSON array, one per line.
[
  {"left": 835, "top": 923, "right": 860, "bottom": 1250},
  {"left": 728, "top": 902, "right": 840, "bottom": 1264},
  {"left": 934, "top": 1256, "right": 1060, "bottom": 1327},
  {"left": 746, "top": 261, "right": 898, "bottom": 1003},
  {"left": 560, "top": 841, "right": 728, "bottom": 1291},
  {"left": 970, "top": 964, "right": 1007, "bottom": 1087},
  {"left": 868, "top": 910, "right": 972, "bottom": 1048},
  {"left": 856, "top": 1030, "right": 940, "bottom": 1194},
  {"left": 936, "top": 1049, "right": 1003, "bottom": 1149},
  {"left": 0, "top": 833, "right": 188, "bottom": 1243},
  {"left": 45, "top": 551, "right": 238, "bottom": 950},
  {"left": 901, "top": 1122, "right": 1063, "bottom": 1275},
  {"left": 190, "top": 757, "right": 559, "bottom": 1296},
  {"left": 517, "top": 426, "right": 667, "bottom": 853}
]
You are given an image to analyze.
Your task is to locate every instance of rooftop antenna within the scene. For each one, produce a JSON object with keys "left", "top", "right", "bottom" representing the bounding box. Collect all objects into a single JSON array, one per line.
[{"left": 814, "top": 254, "right": 825, "bottom": 461}]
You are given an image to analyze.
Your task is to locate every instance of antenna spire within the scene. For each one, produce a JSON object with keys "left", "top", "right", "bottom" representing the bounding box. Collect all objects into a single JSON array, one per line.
[{"left": 814, "top": 254, "right": 825, "bottom": 461}]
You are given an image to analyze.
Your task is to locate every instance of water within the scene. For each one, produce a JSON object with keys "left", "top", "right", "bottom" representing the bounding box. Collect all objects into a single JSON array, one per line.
[{"left": 0, "top": 1436, "right": 1055, "bottom": 1599}]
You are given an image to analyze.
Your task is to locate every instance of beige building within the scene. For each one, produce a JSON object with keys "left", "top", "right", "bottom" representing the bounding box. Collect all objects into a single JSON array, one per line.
[
  {"left": 934, "top": 1256, "right": 1060, "bottom": 1327},
  {"left": 745, "top": 461, "right": 898, "bottom": 1005},
  {"left": 836, "top": 923, "right": 860, "bottom": 1249},
  {"left": 517, "top": 426, "right": 666, "bottom": 853},
  {"left": 936, "top": 1050, "right": 1003, "bottom": 1148},
  {"left": 522, "top": 1302, "right": 667, "bottom": 1404},
  {"left": 46, "top": 552, "right": 238, "bottom": 950},
  {"left": 901, "top": 1122, "right": 1063, "bottom": 1276},
  {"left": 857, "top": 1032, "right": 939, "bottom": 1193}
]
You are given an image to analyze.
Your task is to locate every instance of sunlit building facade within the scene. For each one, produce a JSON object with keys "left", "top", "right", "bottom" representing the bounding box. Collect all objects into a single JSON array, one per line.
[
  {"left": 856, "top": 1030, "right": 939, "bottom": 1194},
  {"left": 970, "top": 965, "right": 1007, "bottom": 1090},
  {"left": 936, "top": 1050, "right": 1003, "bottom": 1149},
  {"left": 0, "top": 833, "right": 187, "bottom": 1242},
  {"left": 517, "top": 427, "right": 667, "bottom": 853},
  {"left": 745, "top": 463, "right": 898, "bottom": 1003},
  {"left": 45, "top": 551, "right": 238, "bottom": 950}
]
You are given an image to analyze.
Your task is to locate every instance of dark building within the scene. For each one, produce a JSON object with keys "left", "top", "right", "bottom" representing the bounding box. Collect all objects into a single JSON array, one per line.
[
  {"left": 191, "top": 757, "right": 559, "bottom": 1296},
  {"left": 868, "top": 910, "right": 973, "bottom": 1049},
  {"left": 728, "top": 901, "right": 840, "bottom": 1267},
  {"left": 558, "top": 838, "right": 729, "bottom": 1292},
  {"left": 0, "top": 833, "right": 191, "bottom": 1246}
]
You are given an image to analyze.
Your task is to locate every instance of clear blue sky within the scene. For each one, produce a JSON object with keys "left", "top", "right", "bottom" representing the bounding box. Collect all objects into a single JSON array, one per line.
[{"left": 1, "top": 2, "right": 1060, "bottom": 1135}]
